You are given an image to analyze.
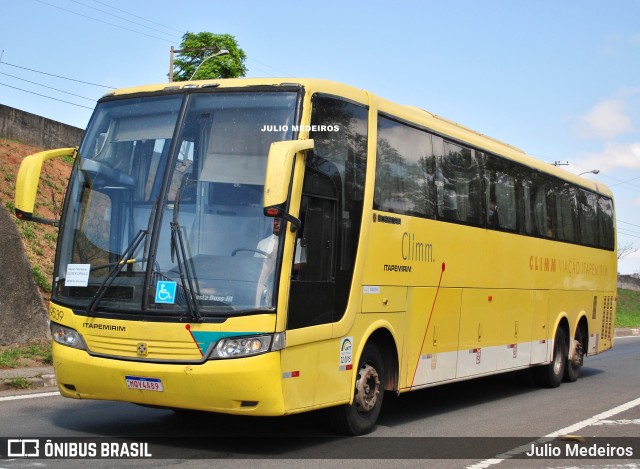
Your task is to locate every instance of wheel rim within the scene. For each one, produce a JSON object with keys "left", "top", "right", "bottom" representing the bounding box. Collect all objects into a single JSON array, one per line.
[
  {"left": 553, "top": 341, "right": 563, "bottom": 375},
  {"left": 355, "top": 363, "right": 381, "bottom": 413},
  {"left": 570, "top": 338, "right": 583, "bottom": 367}
]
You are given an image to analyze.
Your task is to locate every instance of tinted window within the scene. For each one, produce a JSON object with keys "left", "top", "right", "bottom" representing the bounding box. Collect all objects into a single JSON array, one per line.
[
  {"left": 310, "top": 96, "right": 368, "bottom": 272},
  {"left": 374, "top": 116, "right": 436, "bottom": 218},
  {"left": 287, "top": 95, "right": 368, "bottom": 329},
  {"left": 484, "top": 157, "right": 517, "bottom": 231},
  {"left": 436, "top": 141, "right": 482, "bottom": 224},
  {"left": 598, "top": 196, "right": 615, "bottom": 250},
  {"left": 554, "top": 182, "right": 578, "bottom": 243},
  {"left": 577, "top": 189, "right": 599, "bottom": 246}
]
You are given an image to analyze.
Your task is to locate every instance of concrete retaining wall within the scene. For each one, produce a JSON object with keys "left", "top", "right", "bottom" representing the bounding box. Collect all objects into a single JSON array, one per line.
[
  {"left": 0, "top": 104, "right": 84, "bottom": 149},
  {"left": 0, "top": 206, "right": 49, "bottom": 345}
]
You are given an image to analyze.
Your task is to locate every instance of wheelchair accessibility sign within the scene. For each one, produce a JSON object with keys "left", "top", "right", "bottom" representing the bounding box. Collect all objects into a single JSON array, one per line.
[{"left": 155, "top": 281, "right": 177, "bottom": 304}]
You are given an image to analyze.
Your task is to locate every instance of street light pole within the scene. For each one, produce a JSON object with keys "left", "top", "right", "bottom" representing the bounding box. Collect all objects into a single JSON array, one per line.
[
  {"left": 169, "top": 46, "right": 228, "bottom": 82},
  {"left": 579, "top": 169, "right": 600, "bottom": 176},
  {"left": 189, "top": 49, "right": 229, "bottom": 80}
]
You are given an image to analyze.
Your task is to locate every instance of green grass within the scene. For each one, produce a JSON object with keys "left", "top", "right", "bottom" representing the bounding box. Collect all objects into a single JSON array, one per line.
[
  {"left": 0, "top": 342, "right": 52, "bottom": 368},
  {"left": 31, "top": 266, "right": 52, "bottom": 292},
  {"left": 616, "top": 289, "right": 640, "bottom": 328},
  {"left": 7, "top": 378, "right": 31, "bottom": 390}
]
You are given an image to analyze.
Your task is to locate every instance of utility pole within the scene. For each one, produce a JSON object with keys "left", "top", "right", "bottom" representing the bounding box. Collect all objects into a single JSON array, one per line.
[{"left": 169, "top": 46, "right": 224, "bottom": 82}]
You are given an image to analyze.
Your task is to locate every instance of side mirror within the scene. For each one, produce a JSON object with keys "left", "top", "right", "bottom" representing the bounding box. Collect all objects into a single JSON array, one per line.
[
  {"left": 15, "top": 147, "right": 77, "bottom": 226},
  {"left": 263, "top": 139, "right": 313, "bottom": 231},
  {"left": 264, "top": 139, "right": 314, "bottom": 208}
]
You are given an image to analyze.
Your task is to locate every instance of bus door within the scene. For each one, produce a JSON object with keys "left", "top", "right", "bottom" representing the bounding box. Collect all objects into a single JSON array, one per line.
[
  {"left": 279, "top": 95, "right": 368, "bottom": 411},
  {"left": 280, "top": 166, "right": 347, "bottom": 410}
]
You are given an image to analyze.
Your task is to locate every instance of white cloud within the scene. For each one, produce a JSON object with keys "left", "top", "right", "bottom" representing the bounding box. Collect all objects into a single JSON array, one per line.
[
  {"left": 579, "top": 142, "right": 640, "bottom": 172},
  {"left": 574, "top": 99, "right": 634, "bottom": 139}
]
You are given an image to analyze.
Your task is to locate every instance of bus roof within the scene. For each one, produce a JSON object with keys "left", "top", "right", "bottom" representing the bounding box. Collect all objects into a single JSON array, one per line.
[{"left": 102, "top": 77, "right": 613, "bottom": 198}]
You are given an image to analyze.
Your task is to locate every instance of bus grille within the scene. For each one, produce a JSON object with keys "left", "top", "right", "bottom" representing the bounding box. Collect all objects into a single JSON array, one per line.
[
  {"left": 601, "top": 295, "right": 614, "bottom": 340},
  {"left": 84, "top": 336, "right": 203, "bottom": 362}
]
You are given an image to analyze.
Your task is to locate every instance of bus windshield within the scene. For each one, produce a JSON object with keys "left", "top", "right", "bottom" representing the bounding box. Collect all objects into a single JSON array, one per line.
[{"left": 54, "top": 90, "right": 299, "bottom": 317}]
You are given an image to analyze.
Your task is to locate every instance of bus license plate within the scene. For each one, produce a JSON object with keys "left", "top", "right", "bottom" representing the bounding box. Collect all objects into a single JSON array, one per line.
[{"left": 125, "top": 375, "right": 164, "bottom": 392}]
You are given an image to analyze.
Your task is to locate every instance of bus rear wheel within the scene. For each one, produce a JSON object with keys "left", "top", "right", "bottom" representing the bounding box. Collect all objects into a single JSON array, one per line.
[
  {"left": 533, "top": 327, "right": 567, "bottom": 388},
  {"left": 329, "top": 343, "right": 385, "bottom": 435},
  {"left": 564, "top": 326, "right": 584, "bottom": 382}
]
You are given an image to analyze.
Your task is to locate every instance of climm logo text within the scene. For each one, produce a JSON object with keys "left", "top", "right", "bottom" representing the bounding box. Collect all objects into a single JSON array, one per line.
[
  {"left": 401, "top": 232, "right": 434, "bottom": 263},
  {"left": 530, "top": 256, "right": 556, "bottom": 272}
]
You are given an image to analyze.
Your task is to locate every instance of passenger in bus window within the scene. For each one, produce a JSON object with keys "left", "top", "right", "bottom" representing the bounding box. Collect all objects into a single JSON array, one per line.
[
  {"left": 546, "top": 215, "right": 555, "bottom": 238},
  {"left": 488, "top": 199, "right": 500, "bottom": 228}
]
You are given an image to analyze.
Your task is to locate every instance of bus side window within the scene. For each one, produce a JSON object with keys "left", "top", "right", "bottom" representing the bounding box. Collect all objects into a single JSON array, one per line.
[
  {"left": 295, "top": 195, "right": 335, "bottom": 282},
  {"left": 436, "top": 141, "right": 482, "bottom": 225},
  {"left": 483, "top": 158, "right": 517, "bottom": 231}
]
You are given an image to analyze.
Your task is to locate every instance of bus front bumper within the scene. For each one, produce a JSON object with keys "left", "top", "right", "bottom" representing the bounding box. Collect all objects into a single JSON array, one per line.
[{"left": 52, "top": 342, "right": 286, "bottom": 416}]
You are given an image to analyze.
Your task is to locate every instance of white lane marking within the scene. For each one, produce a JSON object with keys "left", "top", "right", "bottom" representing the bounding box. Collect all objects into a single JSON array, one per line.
[
  {"left": 467, "top": 396, "right": 640, "bottom": 469},
  {"left": 0, "top": 391, "right": 59, "bottom": 402},
  {"left": 591, "top": 419, "right": 640, "bottom": 426},
  {"left": 546, "top": 396, "right": 640, "bottom": 437}
]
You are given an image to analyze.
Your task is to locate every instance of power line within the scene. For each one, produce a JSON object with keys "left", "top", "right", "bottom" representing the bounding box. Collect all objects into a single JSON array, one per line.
[
  {"left": 23, "top": 0, "right": 294, "bottom": 96},
  {"left": 0, "top": 82, "right": 94, "bottom": 110},
  {"left": 246, "top": 58, "right": 294, "bottom": 78},
  {"left": 0, "top": 60, "right": 116, "bottom": 89},
  {"left": 618, "top": 228, "right": 640, "bottom": 240},
  {"left": 91, "top": 0, "right": 185, "bottom": 35},
  {"left": 70, "top": 0, "right": 180, "bottom": 40},
  {"left": 33, "top": 0, "right": 175, "bottom": 44},
  {"left": 0, "top": 71, "right": 96, "bottom": 101},
  {"left": 81, "top": 0, "right": 295, "bottom": 78},
  {"left": 609, "top": 174, "right": 640, "bottom": 188},
  {"left": 618, "top": 219, "right": 640, "bottom": 230}
]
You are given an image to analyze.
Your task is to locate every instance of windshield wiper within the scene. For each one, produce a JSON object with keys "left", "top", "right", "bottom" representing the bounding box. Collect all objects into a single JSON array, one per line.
[
  {"left": 170, "top": 222, "right": 202, "bottom": 321},
  {"left": 170, "top": 177, "right": 202, "bottom": 321},
  {"left": 86, "top": 229, "right": 147, "bottom": 316}
]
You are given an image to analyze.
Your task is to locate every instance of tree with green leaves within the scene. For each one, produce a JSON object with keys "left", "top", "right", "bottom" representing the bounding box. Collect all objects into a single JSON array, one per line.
[{"left": 172, "top": 32, "right": 247, "bottom": 81}]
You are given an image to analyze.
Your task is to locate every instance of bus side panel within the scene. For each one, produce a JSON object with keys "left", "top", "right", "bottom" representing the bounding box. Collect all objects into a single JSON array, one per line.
[
  {"left": 496, "top": 290, "right": 535, "bottom": 370},
  {"left": 403, "top": 287, "right": 461, "bottom": 388},
  {"left": 280, "top": 329, "right": 352, "bottom": 413},
  {"left": 589, "top": 291, "right": 616, "bottom": 354},
  {"left": 530, "top": 289, "right": 550, "bottom": 364},
  {"left": 456, "top": 289, "right": 500, "bottom": 378}
]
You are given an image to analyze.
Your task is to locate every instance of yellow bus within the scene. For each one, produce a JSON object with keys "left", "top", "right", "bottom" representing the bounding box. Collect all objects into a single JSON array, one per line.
[{"left": 15, "top": 78, "right": 616, "bottom": 435}]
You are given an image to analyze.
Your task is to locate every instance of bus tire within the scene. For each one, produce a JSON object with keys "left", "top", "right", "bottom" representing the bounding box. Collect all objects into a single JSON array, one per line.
[
  {"left": 564, "top": 326, "right": 584, "bottom": 383},
  {"left": 533, "top": 327, "right": 567, "bottom": 388},
  {"left": 328, "top": 342, "right": 385, "bottom": 435}
]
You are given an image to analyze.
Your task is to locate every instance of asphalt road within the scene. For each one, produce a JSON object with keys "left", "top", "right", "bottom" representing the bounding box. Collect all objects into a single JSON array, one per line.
[{"left": 1, "top": 335, "right": 639, "bottom": 468}]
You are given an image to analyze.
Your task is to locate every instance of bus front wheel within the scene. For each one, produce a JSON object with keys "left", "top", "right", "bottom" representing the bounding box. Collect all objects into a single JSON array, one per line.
[
  {"left": 329, "top": 342, "right": 385, "bottom": 435},
  {"left": 533, "top": 327, "right": 567, "bottom": 388}
]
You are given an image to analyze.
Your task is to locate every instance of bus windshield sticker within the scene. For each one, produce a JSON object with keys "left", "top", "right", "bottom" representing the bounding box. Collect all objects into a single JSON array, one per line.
[
  {"left": 155, "top": 281, "right": 177, "bottom": 304},
  {"left": 64, "top": 264, "right": 90, "bottom": 287}
]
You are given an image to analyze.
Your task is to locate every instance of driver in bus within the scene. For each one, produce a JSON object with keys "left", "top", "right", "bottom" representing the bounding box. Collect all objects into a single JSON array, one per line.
[{"left": 256, "top": 218, "right": 306, "bottom": 272}]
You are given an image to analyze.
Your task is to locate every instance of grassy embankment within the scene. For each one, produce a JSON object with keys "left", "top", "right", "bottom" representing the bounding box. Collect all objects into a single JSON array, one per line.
[{"left": 616, "top": 289, "right": 640, "bottom": 328}]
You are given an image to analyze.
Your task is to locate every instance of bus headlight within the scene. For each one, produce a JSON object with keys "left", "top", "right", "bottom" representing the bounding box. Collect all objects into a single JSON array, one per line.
[
  {"left": 210, "top": 335, "right": 274, "bottom": 359},
  {"left": 51, "top": 323, "right": 86, "bottom": 350}
]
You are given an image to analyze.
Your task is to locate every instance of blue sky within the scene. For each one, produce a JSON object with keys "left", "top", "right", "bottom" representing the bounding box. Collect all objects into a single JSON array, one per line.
[{"left": 2, "top": 0, "right": 640, "bottom": 273}]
